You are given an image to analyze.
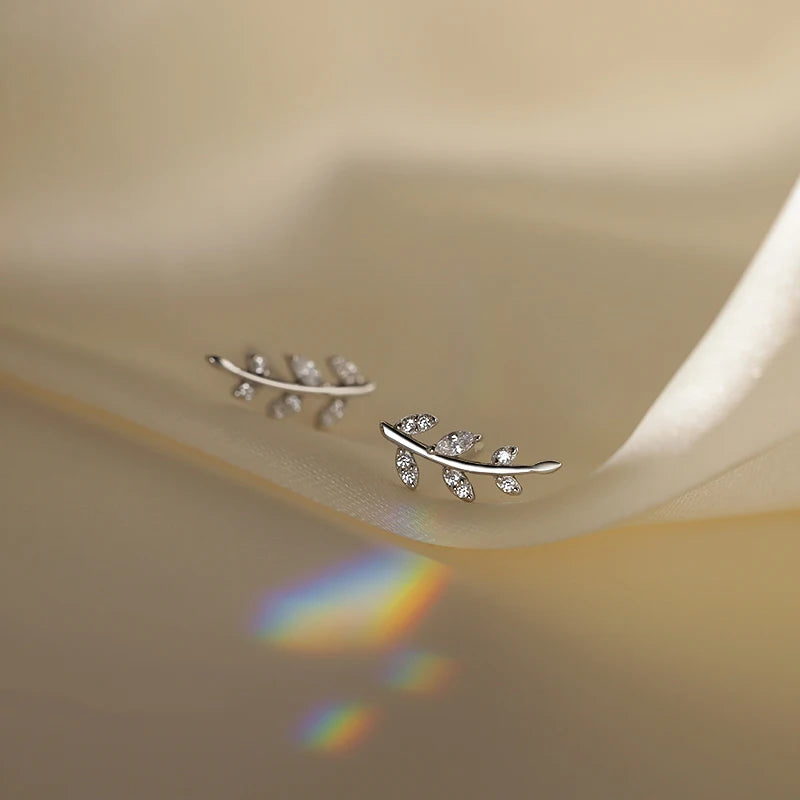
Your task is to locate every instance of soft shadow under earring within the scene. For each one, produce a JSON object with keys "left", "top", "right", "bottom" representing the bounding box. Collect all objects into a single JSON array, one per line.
[{"left": 207, "top": 351, "right": 375, "bottom": 429}]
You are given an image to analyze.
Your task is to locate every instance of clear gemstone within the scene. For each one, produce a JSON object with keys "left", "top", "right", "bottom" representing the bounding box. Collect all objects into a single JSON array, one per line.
[
  {"left": 247, "top": 353, "right": 269, "bottom": 376},
  {"left": 491, "top": 446, "right": 518, "bottom": 466},
  {"left": 232, "top": 381, "right": 255, "bottom": 401},
  {"left": 441, "top": 468, "right": 474, "bottom": 502},
  {"left": 442, "top": 467, "right": 463, "bottom": 487},
  {"left": 395, "top": 448, "right": 419, "bottom": 489},
  {"left": 454, "top": 483, "right": 474, "bottom": 501},
  {"left": 317, "top": 398, "right": 347, "bottom": 428},
  {"left": 287, "top": 355, "right": 323, "bottom": 386},
  {"left": 416, "top": 414, "right": 438, "bottom": 432},
  {"left": 284, "top": 393, "right": 303, "bottom": 413},
  {"left": 269, "top": 393, "right": 303, "bottom": 419},
  {"left": 434, "top": 431, "right": 480, "bottom": 457},
  {"left": 328, "top": 355, "right": 364, "bottom": 386},
  {"left": 396, "top": 413, "right": 439, "bottom": 434},
  {"left": 496, "top": 475, "right": 522, "bottom": 495},
  {"left": 396, "top": 449, "right": 414, "bottom": 468},
  {"left": 397, "top": 415, "right": 419, "bottom": 433}
]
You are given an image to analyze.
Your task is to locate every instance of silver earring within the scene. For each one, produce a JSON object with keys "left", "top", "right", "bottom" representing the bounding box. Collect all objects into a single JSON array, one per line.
[
  {"left": 207, "top": 351, "right": 375, "bottom": 429},
  {"left": 380, "top": 413, "right": 561, "bottom": 502}
]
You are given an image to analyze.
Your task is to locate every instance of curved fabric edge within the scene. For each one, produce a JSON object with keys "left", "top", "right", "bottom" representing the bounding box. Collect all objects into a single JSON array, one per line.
[{"left": 0, "top": 177, "right": 798, "bottom": 548}]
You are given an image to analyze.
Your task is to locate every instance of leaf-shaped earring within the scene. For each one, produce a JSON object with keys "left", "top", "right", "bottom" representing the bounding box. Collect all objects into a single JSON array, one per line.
[
  {"left": 207, "top": 350, "right": 375, "bottom": 429},
  {"left": 380, "top": 414, "right": 561, "bottom": 502},
  {"left": 442, "top": 467, "right": 475, "bottom": 502},
  {"left": 396, "top": 448, "right": 419, "bottom": 489},
  {"left": 491, "top": 446, "right": 522, "bottom": 495},
  {"left": 394, "top": 415, "right": 438, "bottom": 488}
]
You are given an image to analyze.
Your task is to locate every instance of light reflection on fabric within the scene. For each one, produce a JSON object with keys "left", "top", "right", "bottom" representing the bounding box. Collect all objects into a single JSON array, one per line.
[
  {"left": 254, "top": 548, "right": 449, "bottom": 653},
  {"left": 295, "top": 700, "right": 380, "bottom": 754},
  {"left": 253, "top": 547, "right": 458, "bottom": 755},
  {"left": 383, "top": 648, "right": 459, "bottom": 695}
]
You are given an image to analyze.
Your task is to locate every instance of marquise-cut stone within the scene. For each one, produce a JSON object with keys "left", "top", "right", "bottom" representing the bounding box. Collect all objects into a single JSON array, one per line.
[
  {"left": 442, "top": 467, "right": 474, "bottom": 502},
  {"left": 395, "top": 448, "right": 419, "bottom": 489},
  {"left": 328, "top": 355, "right": 364, "bottom": 386},
  {"left": 434, "top": 430, "right": 480, "bottom": 457},
  {"left": 491, "top": 446, "right": 518, "bottom": 466},
  {"left": 496, "top": 475, "right": 522, "bottom": 495},
  {"left": 288, "top": 355, "right": 323, "bottom": 386}
]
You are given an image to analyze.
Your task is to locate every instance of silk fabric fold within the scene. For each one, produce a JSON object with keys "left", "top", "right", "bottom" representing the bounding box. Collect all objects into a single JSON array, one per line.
[{"left": 2, "top": 0, "right": 800, "bottom": 546}]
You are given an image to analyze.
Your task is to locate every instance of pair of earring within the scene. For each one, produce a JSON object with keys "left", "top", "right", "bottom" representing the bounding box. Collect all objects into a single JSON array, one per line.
[{"left": 207, "top": 350, "right": 561, "bottom": 503}]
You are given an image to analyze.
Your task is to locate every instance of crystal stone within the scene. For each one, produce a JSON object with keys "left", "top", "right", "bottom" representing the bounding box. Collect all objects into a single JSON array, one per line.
[
  {"left": 328, "top": 355, "right": 364, "bottom": 386},
  {"left": 416, "top": 414, "right": 438, "bottom": 432},
  {"left": 397, "top": 415, "right": 418, "bottom": 433},
  {"left": 269, "top": 393, "right": 303, "bottom": 419},
  {"left": 491, "top": 446, "right": 518, "bottom": 466},
  {"left": 395, "top": 448, "right": 419, "bottom": 489},
  {"left": 232, "top": 381, "right": 255, "bottom": 401},
  {"left": 396, "top": 413, "right": 438, "bottom": 435},
  {"left": 434, "top": 430, "right": 481, "bottom": 457},
  {"left": 247, "top": 353, "right": 269, "bottom": 376},
  {"left": 442, "top": 467, "right": 462, "bottom": 487},
  {"left": 317, "top": 398, "right": 347, "bottom": 428},
  {"left": 496, "top": 475, "right": 522, "bottom": 495},
  {"left": 441, "top": 467, "right": 474, "bottom": 502},
  {"left": 288, "top": 355, "right": 323, "bottom": 386}
]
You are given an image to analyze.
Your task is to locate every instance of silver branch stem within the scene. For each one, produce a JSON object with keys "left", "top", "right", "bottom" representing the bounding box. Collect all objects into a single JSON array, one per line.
[
  {"left": 380, "top": 422, "right": 561, "bottom": 476},
  {"left": 207, "top": 355, "right": 377, "bottom": 397}
]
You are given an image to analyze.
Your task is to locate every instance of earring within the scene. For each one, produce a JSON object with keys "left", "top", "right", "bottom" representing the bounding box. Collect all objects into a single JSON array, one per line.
[
  {"left": 207, "top": 351, "right": 375, "bottom": 428},
  {"left": 380, "top": 413, "right": 561, "bottom": 502}
]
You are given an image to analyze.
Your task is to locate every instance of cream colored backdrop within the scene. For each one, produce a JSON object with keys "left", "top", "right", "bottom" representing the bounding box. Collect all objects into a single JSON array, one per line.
[{"left": 2, "top": 0, "right": 800, "bottom": 546}]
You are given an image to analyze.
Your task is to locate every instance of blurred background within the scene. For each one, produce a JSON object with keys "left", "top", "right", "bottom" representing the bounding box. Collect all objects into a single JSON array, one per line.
[{"left": 2, "top": 0, "right": 800, "bottom": 796}]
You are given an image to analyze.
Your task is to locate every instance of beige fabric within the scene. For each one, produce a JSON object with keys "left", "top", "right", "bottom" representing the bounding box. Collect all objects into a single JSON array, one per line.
[
  {"left": 3, "top": 386, "right": 800, "bottom": 798},
  {"left": 2, "top": 0, "right": 800, "bottom": 547}
]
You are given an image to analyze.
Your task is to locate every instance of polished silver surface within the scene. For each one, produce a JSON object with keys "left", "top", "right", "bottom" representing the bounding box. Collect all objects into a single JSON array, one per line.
[
  {"left": 207, "top": 352, "right": 375, "bottom": 429},
  {"left": 207, "top": 356, "right": 376, "bottom": 396},
  {"left": 381, "top": 423, "right": 562, "bottom": 475}
]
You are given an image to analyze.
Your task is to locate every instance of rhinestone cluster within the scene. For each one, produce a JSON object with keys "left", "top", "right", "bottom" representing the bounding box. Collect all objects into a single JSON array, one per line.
[
  {"left": 227, "top": 351, "right": 368, "bottom": 429},
  {"left": 387, "top": 412, "right": 529, "bottom": 502}
]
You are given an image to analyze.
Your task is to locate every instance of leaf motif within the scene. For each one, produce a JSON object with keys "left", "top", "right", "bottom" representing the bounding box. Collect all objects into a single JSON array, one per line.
[
  {"left": 396, "top": 413, "right": 438, "bottom": 434},
  {"left": 397, "top": 415, "right": 417, "bottom": 433},
  {"left": 328, "top": 355, "right": 364, "bottom": 386},
  {"left": 317, "top": 398, "right": 347, "bottom": 429},
  {"left": 416, "top": 414, "right": 438, "bottom": 432},
  {"left": 232, "top": 381, "right": 255, "bottom": 401},
  {"left": 395, "top": 448, "right": 419, "bottom": 489},
  {"left": 434, "top": 430, "right": 482, "bottom": 457},
  {"left": 442, "top": 467, "right": 475, "bottom": 502},
  {"left": 287, "top": 355, "right": 323, "bottom": 386},
  {"left": 491, "top": 445, "right": 518, "bottom": 466},
  {"left": 246, "top": 353, "right": 269, "bottom": 376},
  {"left": 496, "top": 475, "right": 522, "bottom": 495},
  {"left": 268, "top": 393, "right": 303, "bottom": 419}
]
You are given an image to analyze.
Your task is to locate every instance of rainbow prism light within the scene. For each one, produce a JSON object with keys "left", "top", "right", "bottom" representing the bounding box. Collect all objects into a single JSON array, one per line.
[
  {"left": 255, "top": 549, "right": 449, "bottom": 654},
  {"left": 384, "top": 648, "right": 459, "bottom": 695},
  {"left": 296, "top": 701, "right": 380, "bottom": 754}
]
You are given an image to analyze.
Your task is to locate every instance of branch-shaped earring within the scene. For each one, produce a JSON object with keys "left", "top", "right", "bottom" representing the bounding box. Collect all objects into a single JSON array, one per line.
[
  {"left": 207, "top": 352, "right": 375, "bottom": 429},
  {"left": 380, "top": 414, "right": 561, "bottom": 502}
]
